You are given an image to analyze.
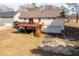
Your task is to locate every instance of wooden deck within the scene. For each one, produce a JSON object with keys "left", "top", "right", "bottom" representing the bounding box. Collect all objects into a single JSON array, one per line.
[{"left": 17, "top": 22, "right": 43, "bottom": 37}]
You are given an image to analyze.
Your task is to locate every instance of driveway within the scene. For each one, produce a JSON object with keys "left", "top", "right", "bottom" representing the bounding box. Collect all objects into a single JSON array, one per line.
[{"left": 0, "top": 26, "right": 12, "bottom": 31}]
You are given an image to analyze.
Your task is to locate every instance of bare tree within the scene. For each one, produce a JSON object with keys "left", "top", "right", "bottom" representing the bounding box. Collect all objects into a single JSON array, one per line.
[
  {"left": 18, "top": 3, "right": 60, "bottom": 12},
  {"left": 18, "top": 3, "right": 39, "bottom": 12},
  {"left": 66, "top": 3, "right": 79, "bottom": 22},
  {"left": 31, "top": 3, "right": 39, "bottom": 11},
  {"left": 0, "top": 5, "right": 14, "bottom": 12},
  {"left": 39, "top": 4, "right": 58, "bottom": 11},
  {"left": 18, "top": 4, "right": 31, "bottom": 12}
]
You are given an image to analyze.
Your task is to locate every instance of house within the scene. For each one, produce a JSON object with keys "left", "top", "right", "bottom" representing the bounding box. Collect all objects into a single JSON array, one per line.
[
  {"left": 0, "top": 11, "right": 19, "bottom": 26},
  {"left": 18, "top": 9, "right": 65, "bottom": 33}
]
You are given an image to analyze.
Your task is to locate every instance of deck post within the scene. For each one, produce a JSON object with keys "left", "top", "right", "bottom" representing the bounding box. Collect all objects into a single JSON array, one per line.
[{"left": 35, "top": 25, "right": 42, "bottom": 37}]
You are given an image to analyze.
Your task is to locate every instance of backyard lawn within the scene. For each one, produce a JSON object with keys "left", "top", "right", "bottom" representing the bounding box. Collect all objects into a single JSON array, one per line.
[
  {"left": 0, "top": 21, "right": 79, "bottom": 56},
  {"left": 0, "top": 28, "right": 44, "bottom": 56}
]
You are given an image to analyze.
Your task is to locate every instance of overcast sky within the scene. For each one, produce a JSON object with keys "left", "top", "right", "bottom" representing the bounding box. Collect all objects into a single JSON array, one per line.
[
  {"left": 0, "top": 0, "right": 78, "bottom": 10},
  {"left": 0, "top": 3, "right": 64, "bottom": 10},
  {"left": 0, "top": 0, "right": 78, "bottom": 11},
  {"left": 0, "top": 0, "right": 78, "bottom": 3}
]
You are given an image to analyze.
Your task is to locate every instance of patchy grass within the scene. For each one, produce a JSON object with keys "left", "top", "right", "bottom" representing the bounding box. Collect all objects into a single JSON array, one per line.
[
  {"left": 65, "top": 21, "right": 79, "bottom": 28},
  {"left": 0, "top": 29, "right": 44, "bottom": 56},
  {"left": 0, "top": 21, "right": 79, "bottom": 56}
]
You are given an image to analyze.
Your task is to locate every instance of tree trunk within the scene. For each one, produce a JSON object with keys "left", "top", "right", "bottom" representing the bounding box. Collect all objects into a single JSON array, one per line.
[{"left": 76, "top": 4, "right": 78, "bottom": 23}]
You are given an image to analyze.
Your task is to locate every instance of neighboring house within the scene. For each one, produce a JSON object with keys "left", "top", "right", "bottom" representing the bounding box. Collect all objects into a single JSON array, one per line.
[
  {"left": 0, "top": 12, "right": 19, "bottom": 26},
  {"left": 19, "top": 9, "right": 65, "bottom": 33}
]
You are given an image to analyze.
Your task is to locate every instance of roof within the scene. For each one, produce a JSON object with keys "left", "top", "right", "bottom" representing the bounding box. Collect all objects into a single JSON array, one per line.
[
  {"left": 20, "top": 9, "right": 65, "bottom": 18},
  {"left": 0, "top": 12, "right": 17, "bottom": 18}
]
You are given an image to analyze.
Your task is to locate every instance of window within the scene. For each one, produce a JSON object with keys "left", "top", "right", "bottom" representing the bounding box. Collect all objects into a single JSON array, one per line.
[
  {"left": 53, "top": 18, "right": 56, "bottom": 19},
  {"left": 39, "top": 18, "right": 41, "bottom": 22},
  {"left": 24, "top": 18, "right": 26, "bottom": 20},
  {"left": 29, "top": 18, "right": 33, "bottom": 24},
  {"left": 48, "top": 17, "right": 51, "bottom": 19}
]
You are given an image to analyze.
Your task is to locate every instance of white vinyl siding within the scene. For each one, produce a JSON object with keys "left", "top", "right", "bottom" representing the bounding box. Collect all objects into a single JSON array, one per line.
[
  {"left": 34, "top": 18, "right": 39, "bottom": 22},
  {"left": 18, "top": 18, "right": 65, "bottom": 33},
  {"left": 40, "top": 18, "right": 65, "bottom": 33}
]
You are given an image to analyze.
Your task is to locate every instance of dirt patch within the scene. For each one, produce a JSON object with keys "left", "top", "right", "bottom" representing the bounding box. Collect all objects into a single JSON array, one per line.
[
  {"left": 0, "top": 26, "right": 12, "bottom": 31},
  {"left": 37, "top": 38, "right": 79, "bottom": 56}
]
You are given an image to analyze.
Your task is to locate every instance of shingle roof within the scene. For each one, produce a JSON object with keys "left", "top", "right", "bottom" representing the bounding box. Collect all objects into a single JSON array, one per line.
[
  {"left": 0, "top": 12, "right": 17, "bottom": 18},
  {"left": 20, "top": 9, "right": 65, "bottom": 18}
]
